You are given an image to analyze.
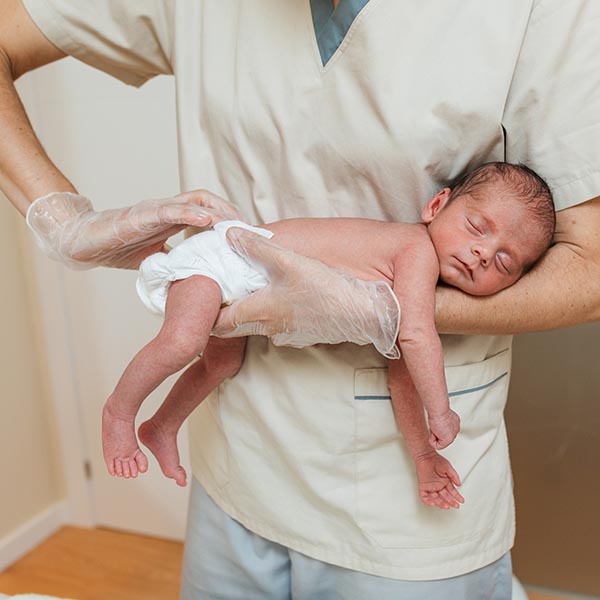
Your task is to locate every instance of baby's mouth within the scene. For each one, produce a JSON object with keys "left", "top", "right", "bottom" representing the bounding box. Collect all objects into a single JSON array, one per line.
[{"left": 454, "top": 256, "right": 473, "bottom": 281}]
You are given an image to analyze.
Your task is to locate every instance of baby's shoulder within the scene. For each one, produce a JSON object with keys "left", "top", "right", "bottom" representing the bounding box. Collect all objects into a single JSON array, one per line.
[
  {"left": 385, "top": 221, "right": 431, "bottom": 249},
  {"left": 387, "top": 223, "right": 437, "bottom": 268}
]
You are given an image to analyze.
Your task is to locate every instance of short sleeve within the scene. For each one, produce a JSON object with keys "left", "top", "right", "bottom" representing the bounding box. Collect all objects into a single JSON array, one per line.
[
  {"left": 503, "top": 0, "right": 600, "bottom": 210},
  {"left": 22, "top": 0, "right": 175, "bottom": 87}
]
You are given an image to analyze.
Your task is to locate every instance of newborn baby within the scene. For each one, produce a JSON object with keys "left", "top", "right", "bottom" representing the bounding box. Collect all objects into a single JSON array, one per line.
[{"left": 102, "top": 161, "right": 554, "bottom": 509}]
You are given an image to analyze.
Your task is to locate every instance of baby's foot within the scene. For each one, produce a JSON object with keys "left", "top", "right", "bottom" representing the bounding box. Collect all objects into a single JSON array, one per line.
[
  {"left": 414, "top": 451, "right": 464, "bottom": 510},
  {"left": 102, "top": 401, "right": 148, "bottom": 479},
  {"left": 138, "top": 419, "right": 187, "bottom": 487}
]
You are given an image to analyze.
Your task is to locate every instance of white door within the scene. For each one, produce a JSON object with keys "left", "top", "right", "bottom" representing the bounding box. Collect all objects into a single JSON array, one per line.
[{"left": 18, "top": 59, "right": 191, "bottom": 540}]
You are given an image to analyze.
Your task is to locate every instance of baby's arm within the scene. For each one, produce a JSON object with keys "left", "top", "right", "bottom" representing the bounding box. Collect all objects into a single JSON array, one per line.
[
  {"left": 388, "top": 358, "right": 464, "bottom": 509},
  {"left": 391, "top": 229, "right": 460, "bottom": 449}
]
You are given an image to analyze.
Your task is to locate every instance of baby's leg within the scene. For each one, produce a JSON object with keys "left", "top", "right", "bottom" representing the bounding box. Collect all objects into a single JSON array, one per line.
[
  {"left": 103, "top": 275, "right": 222, "bottom": 480},
  {"left": 388, "top": 358, "right": 464, "bottom": 510},
  {"left": 138, "top": 337, "right": 247, "bottom": 486}
]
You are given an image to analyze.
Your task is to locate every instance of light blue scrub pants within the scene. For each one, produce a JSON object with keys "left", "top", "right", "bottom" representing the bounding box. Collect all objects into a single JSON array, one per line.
[{"left": 181, "top": 477, "right": 512, "bottom": 599}]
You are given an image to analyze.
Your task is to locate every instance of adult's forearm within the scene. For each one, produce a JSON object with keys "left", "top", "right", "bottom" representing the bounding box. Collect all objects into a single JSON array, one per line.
[
  {"left": 0, "top": 52, "right": 75, "bottom": 214},
  {"left": 435, "top": 198, "right": 600, "bottom": 335}
]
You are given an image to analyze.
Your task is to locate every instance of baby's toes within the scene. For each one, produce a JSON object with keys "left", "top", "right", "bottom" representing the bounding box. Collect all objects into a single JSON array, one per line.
[
  {"left": 128, "top": 459, "right": 138, "bottom": 478},
  {"left": 122, "top": 461, "right": 132, "bottom": 478},
  {"left": 135, "top": 451, "right": 148, "bottom": 474},
  {"left": 175, "top": 467, "right": 187, "bottom": 487}
]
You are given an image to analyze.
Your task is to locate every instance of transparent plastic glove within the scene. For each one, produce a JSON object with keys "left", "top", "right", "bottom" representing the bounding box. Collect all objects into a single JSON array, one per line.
[
  {"left": 26, "top": 189, "right": 245, "bottom": 269},
  {"left": 213, "top": 228, "right": 401, "bottom": 359}
]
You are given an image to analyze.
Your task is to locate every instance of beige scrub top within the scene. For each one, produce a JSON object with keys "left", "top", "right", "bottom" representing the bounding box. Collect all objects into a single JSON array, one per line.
[{"left": 23, "top": 0, "right": 600, "bottom": 580}]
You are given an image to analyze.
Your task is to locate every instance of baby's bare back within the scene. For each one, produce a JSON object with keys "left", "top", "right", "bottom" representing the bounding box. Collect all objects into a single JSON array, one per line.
[{"left": 263, "top": 217, "right": 424, "bottom": 286}]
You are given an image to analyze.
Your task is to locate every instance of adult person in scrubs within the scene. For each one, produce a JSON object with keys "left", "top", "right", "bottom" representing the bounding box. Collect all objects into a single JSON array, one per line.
[{"left": 1, "top": 1, "right": 599, "bottom": 598}]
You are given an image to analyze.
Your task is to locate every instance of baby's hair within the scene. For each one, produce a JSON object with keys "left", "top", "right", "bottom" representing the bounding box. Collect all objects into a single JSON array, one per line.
[{"left": 448, "top": 162, "right": 555, "bottom": 254}]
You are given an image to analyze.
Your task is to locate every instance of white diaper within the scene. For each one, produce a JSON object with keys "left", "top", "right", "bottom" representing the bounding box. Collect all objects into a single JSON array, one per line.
[{"left": 136, "top": 220, "right": 273, "bottom": 314}]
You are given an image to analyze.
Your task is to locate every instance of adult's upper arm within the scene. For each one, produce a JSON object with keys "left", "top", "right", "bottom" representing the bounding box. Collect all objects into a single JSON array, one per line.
[
  {"left": 0, "top": 0, "right": 65, "bottom": 79},
  {"left": 503, "top": 0, "right": 600, "bottom": 212},
  {"left": 553, "top": 197, "right": 600, "bottom": 324},
  {"left": 9, "top": 0, "right": 175, "bottom": 87},
  {"left": 555, "top": 196, "right": 600, "bottom": 253}
]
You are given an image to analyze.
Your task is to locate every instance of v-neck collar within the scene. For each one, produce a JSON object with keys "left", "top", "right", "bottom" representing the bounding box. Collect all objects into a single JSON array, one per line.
[{"left": 310, "top": 0, "right": 371, "bottom": 66}]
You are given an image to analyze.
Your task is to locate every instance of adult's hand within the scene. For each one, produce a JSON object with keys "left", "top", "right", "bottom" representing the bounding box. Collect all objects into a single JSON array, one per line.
[
  {"left": 26, "top": 189, "right": 245, "bottom": 269},
  {"left": 212, "top": 228, "right": 401, "bottom": 358}
]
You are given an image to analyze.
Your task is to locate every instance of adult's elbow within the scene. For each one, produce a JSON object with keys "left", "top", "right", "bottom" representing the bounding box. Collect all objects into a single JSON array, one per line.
[
  {"left": 584, "top": 263, "right": 600, "bottom": 323},
  {"left": 0, "top": 47, "right": 15, "bottom": 81},
  {"left": 0, "top": 0, "right": 67, "bottom": 81}
]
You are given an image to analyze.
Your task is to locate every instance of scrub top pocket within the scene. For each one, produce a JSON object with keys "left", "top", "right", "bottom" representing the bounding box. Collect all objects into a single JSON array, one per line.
[{"left": 353, "top": 348, "right": 512, "bottom": 549}]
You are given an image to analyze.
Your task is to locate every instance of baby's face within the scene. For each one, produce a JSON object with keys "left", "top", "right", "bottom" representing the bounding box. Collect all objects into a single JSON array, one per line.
[{"left": 423, "top": 188, "right": 546, "bottom": 296}]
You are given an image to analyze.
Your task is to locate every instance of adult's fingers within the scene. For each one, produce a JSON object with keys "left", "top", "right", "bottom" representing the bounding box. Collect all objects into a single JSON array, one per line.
[
  {"left": 213, "top": 287, "right": 282, "bottom": 337},
  {"left": 153, "top": 203, "right": 220, "bottom": 228},
  {"left": 225, "top": 228, "right": 300, "bottom": 279},
  {"left": 176, "top": 189, "right": 246, "bottom": 221}
]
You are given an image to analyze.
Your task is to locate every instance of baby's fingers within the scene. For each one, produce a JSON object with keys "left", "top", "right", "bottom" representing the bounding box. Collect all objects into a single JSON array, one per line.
[
  {"left": 429, "top": 432, "right": 445, "bottom": 450},
  {"left": 447, "top": 484, "right": 465, "bottom": 506},
  {"left": 439, "top": 488, "right": 461, "bottom": 509},
  {"left": 445, "top": 464, "right": 462, "bottom": 488},
  {"left": 420, "top": 491, "right": 441, "bottom": 508},
  {"left": 421, "top": 491, "right": 450, "bottom": 510}
]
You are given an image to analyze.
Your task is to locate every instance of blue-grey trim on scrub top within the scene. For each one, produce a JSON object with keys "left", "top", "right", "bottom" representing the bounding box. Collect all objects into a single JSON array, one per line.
[
  {"left": 355, "top": 372, "right": 509, "bottom": 401},
  {"left": 310, "top": 0, "right": 371, "bottom": 66}
]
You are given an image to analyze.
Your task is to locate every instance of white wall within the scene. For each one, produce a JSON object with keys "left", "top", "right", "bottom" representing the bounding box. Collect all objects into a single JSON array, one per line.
[
  {"left": 11, "top": 59, "right": 190, "bottom": 540},
  {"left": 0, "top": 196, "right": 64, "bottom": 545}
]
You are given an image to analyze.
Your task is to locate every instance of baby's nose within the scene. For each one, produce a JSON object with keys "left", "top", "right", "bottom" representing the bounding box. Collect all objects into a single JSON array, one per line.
[{"left": 472, "top": 244, "right": 491, "bottom": 267}]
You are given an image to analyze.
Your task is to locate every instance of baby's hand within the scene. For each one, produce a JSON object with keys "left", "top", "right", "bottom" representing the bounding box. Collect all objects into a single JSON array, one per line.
[
  {"left": 428, "top": 409, "right": 460, "bottom": 450},
  {"left": 414, "top": 451, "right": 464, "bottom": 510}
]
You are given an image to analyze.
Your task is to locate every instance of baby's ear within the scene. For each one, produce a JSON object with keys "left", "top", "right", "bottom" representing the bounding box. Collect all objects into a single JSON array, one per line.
[{"left": 422, "top": 188, "right": 452, "bottom": 223}]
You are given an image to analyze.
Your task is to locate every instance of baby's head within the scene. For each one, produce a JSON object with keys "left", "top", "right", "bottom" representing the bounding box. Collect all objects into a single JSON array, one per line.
[{"left": 422, "top": 162, "right": 555, "bottom": 296}]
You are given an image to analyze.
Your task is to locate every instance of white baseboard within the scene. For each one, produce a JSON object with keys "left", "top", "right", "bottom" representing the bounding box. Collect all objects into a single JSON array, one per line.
[{"left": 0, "top": 502, "right": 68, "bottom": 572}]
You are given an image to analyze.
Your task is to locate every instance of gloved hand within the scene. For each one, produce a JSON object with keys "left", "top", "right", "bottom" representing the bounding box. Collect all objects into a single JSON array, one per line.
[
  {"left": 26, "top": 189, "right": 245, "bottom": 269},
  {"left": 212, "top": 227, "right": 401, "bottom": 359}
]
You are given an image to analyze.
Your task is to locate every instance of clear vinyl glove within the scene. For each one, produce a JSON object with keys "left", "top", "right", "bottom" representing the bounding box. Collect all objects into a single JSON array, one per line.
[
  {"left": 26, "top": 189, "right": 245, "bottom": 270},
  {"left": 213, "top": 228, "right": 401, "bottom": 359}
]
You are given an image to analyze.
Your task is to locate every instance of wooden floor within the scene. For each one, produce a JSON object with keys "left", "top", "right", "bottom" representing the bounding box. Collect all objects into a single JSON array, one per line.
[
  {"left": 0, "top": 526, "right": 583, "bottom": 600},
  {"left": 0, "top": 527, "right": 183, "bottom": 600},
  {"left": 528, "top": 591, "right": 588, "bottom": 600}
]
